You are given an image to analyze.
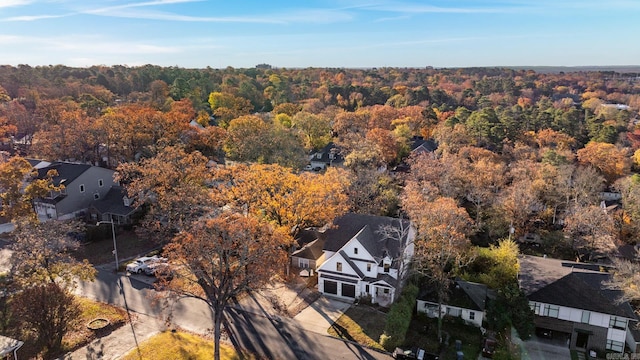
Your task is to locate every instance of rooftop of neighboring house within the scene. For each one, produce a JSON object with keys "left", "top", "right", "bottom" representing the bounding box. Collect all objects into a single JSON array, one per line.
[
  {"left": 418, "top": 279, "right": 491, "bottom": 311},
  {"left": 411, "top": 136, "right": 437, "bottom": 154},
  {"left": 90, "top": 186, "right": 136, "bottom": 216},
  {"left": 321, "top": 213, "right": 411, "bottom": 265},
  {"left": 35, "top": 161, "right": 94, "bottom": 186},
  {"left": 519, "top": 255, "right": 636, "bottom": 320},
  {"left": 310, "top": 142, "right": 343, "bottom": 164}
]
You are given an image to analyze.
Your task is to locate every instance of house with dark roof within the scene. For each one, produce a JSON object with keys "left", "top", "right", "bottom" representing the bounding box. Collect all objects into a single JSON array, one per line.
[
  {"left": 519, "top": 255, "right": 639, "bottom": 353},
  {"left": 32, "top": 161, "right": 117, "bottom": 221},
  {"left": 417, "top": 279, "right": 491, "bottom": 328},
  {"left": 316, "top": 213, "right": 415, "bottom": 306},
  {"left": 309, "top": 142, "right": 343, "bottom": 170},
  {"left": 410, "top": 136, "right": 437, "bottom": 156},
  {"left": 87, "top": 186, "right": 138, "bottom": 225},
  {"left": 291, "top": 227, "right": 325, "bottom": 270}
]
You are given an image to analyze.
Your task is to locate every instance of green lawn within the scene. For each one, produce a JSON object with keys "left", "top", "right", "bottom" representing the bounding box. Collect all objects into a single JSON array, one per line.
[
  {"left": 121, "top": 331, "right": 246, "bottom": 360},
  {"left": 327, "top": 305, "right": 387, "bottom": 351}
]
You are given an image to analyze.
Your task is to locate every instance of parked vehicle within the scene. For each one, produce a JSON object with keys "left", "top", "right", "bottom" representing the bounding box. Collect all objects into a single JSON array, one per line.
[
  {"left": 481, "top": 338, "right": 497, "bottom": 358},
  {"left": 393, "top": 347, "right": 439, "bottom": 360},
  {"left": 126, "top": 255, "right": 164, "bottom": 274}
]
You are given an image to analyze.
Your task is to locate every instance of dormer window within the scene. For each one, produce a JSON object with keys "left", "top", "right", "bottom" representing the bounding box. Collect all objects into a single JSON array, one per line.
[
  {"left": 123, "top": 197, "right": 131, "bottom": 207},
  {"left": 384, "top": 263, "right": 390, "bottom": 273}
]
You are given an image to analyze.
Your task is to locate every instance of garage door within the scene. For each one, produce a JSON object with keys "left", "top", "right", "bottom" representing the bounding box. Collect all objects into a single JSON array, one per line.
[
  {"left": 324, "top": 280, "right": 337, "bottom": 295},
  {"left": 342, "top": 283, "right": 356, "bottom": 298}
]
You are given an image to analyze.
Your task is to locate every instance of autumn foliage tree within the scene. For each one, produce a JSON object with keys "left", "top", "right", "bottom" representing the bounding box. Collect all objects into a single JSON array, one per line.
[
  {"left": 162, "top": 214, "right": 288, "bottom": 360},
  {"left": 0, "top": 156, "right": 60, "bottom": 223},
  {"left": 10, "top": 219, "right": 96, "bottom": 288},
  {"left": 116, "top": 145, "right": 213, "bottom": 241},
  {"left": 403, "top": 192, "right": 475, "bottom": 340},
  {"left": 577, "top": 142, "right": 631, "bottom": 184}
]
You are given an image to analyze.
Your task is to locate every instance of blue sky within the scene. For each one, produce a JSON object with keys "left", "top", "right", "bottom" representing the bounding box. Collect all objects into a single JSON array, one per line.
[{"left": 0, "top": 0, "right": 638, "bottom": 68}]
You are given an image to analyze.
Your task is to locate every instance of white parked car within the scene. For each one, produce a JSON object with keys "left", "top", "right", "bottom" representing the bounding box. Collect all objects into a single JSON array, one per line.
[{"left": 126, "top": 255, "right": 165, "bottom": 274}]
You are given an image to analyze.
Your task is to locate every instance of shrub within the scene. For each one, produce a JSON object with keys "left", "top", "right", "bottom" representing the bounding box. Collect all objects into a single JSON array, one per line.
[{"left": 379, "top": 284, "right": 419, "bottom": 351}]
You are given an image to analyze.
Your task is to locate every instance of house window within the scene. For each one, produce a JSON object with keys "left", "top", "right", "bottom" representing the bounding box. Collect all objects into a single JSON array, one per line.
[
  {"left": 383, "top": 288, "right": 389, "bottom": 294},
  {"left": 367, "top": 264, "right": 371, "bottom": 272},
  {"left": 336, "top": 262, "right": 342, "bottom": 272},
  {"left": 93, "top": 193, "right": 100, "bottom": 200},
  {"left": 542, "top": 304, "right": 559, "bottom": 318},
  {"left": 469, "top": 311, "right": 475, "bottom": 320},
  {"left": 354, "top": 247, "right": 358, "bottom": 255},
  {"left": 79, "top": 184, "right": 85, "bottom": 193},
  {"left": 384, "top": 263, "right": 390, "bottom": 273},
  {"left": 581, "top": 311, "right": 590, "bottom": 324},
  {"left": 365, "top": 285, "right": 370, "bottom": 293},
  {"left": 606, "top": 339, "right": 624, "bottom": 352},
  {"left": 98, "top": 179, "right": 104, "bottom": 187},
  {"left": 298, "top": 258, "right": 309, "bottom": 269},
  {"left": 530, "top": 302, "right": 541, "bottom": 315},
  {"left": 447, "top": 307, "right": 461, "bottom": 316},
  {"left": 609, "top": 316, "right": 627, "bottom": 330}
]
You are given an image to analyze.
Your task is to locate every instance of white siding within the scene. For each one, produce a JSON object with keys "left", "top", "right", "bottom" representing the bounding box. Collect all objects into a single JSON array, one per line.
[
  {"left": 608, "top": 328, "right": 627, "bottom": 343},
  {"left": 417, "top": 300, "right": 483, "bottom": 327}
]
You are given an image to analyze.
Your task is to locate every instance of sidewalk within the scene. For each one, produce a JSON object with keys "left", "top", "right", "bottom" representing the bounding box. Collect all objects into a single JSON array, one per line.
[{"left": 61, "top": 313, "right": 167, "bottom": 360}]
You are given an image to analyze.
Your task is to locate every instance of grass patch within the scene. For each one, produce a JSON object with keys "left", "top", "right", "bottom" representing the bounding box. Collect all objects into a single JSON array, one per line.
[
  {"left": 405, "top": 314, "right": 482, "bottom": 357},
  {"left": 327, "top": 305, "right": 386, "bottom": 351},
  {"left": 74, "top": 230, "right": 157, "bottom": 266},
  {"left": 121, "top": 331, "right": 246, "bottom": 360},
  {"left": 62, "top": 297, "right": 128, "bottom": 352}
]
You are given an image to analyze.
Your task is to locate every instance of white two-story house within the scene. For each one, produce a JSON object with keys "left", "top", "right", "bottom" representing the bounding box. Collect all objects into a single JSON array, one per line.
[
  {"left": 316, "top": 213, "right": 415, "bottom": 306},
  {"left": 519, "top": 255, "right": 639, "bottom": 353}
]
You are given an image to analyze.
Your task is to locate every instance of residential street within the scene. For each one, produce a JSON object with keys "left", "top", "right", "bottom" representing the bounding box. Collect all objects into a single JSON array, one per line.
[{"left": 72, "top": 266, "right": 391, "bottom": 359}]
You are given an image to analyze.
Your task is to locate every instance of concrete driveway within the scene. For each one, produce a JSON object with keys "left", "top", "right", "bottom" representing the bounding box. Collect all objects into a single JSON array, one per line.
[
  {"left": 521, "top": 336, "right": 571, "bottom": 360},
  {"left": 293, "top": 296, "right": 352, "bottom": 334}
]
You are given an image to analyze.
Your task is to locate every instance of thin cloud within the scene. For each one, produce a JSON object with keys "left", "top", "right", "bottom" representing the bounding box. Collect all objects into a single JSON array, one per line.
[
  {"left": 2, "top": 13, "right": 74, "bottom": 22},
  {"left": 0, "top": 0, "right": 32, "bottom": 8},
  {"left": 373, "top": 15, "right": 411, "bottom": 23},
  {"left": 361, "top": 2, "right": 520, "bottom": 14}
]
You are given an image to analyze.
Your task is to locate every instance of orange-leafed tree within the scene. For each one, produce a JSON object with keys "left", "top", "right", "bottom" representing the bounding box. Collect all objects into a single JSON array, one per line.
[
  {"left": 219, "top": 163, "right": 350, "bottom": 236},
  {"left": 162, "top": 214, "right": 288, "bottom": 360},
  {"left": 577, "top": 142, "right": 631, "bottom": 184},
  {"left": 0, "top": 156, "right": 61, "bottom": 223},
  {"left": 402, "top": 193, "right": 475, "bottom": 341},
  {"left": 116, "top": 145, "right": 213, "bottom": 241}
]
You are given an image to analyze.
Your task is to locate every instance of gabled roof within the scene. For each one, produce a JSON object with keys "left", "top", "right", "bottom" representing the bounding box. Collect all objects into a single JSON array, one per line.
[
  {"left": 36, "top": 161, "right": 93, "bottom": 186},
  {"left": 528, "top": 272, "right": 635, "bottom": 319},
  {"left": 519, "top": 255, "right": 636, "bottom": 319},
  {"left": 411, "top": 137, "right": 437, "bottom": 154},
  {"left": 310, "top": 142, "right": 343, "bottom": 165},
  {"left": 292, "top": 238, "right": 325, "bottom": 260},
  {"left": 322, "top": 213, "right": 411, "bottom": 265},
  {"left": 339, "top": 250, "right": 365, "bottom": 278},
  {"left": 90, "top": 186, "right": 136, "bottom": 216},
  {"left": 418, "top": 279, "right": 488, "bottom": 311}
]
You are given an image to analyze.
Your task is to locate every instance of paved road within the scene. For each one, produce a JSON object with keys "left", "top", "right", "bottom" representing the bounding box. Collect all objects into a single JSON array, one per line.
[{"left": 76, "top": 267, "right": 392, "bottom": 359}]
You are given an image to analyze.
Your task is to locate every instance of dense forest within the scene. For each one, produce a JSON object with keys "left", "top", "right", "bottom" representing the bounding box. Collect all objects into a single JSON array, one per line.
[{"left": 1, "top": 64, "right": 640, "bottom": 259}]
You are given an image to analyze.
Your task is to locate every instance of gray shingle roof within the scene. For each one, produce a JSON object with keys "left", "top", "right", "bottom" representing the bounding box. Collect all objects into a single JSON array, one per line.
[
  {"left": 418, "top": 279, "right": 488, "bottom": 311},
  {"left": 322, "top": 213, "right": 410, "bottom": 263},
  {"left": 90, "top": 186, "right": 135, "bottom": 216},
  {"left": 291, "top": 238, "right": 325, "bottom": 260},
  {"left": 520, "top": 255, "right": 636, "bottom": 320},
  {"left": 36, "top": 162, "right": 92, "bottom": 186}
]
